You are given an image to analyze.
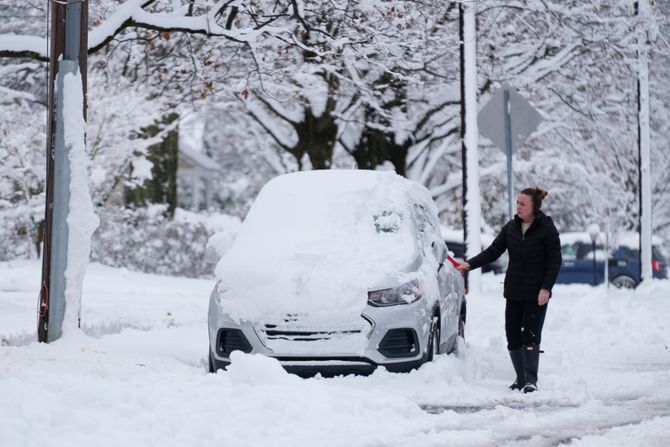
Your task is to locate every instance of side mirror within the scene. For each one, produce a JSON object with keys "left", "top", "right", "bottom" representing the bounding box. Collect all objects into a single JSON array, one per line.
[
  {"left": 431, "top": 240, "right": 447, "bottom": 267},
  {"left": 204, "top": 245, "right": 220, "bottom": 264},
  {"left": 205, "top": 231, "right": 235, "bottom": 264}
]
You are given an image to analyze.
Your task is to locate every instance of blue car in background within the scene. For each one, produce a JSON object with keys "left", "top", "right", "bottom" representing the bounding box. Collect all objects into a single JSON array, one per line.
[{"left": 556, "top": 232, "right": 668, "bottom": 288}]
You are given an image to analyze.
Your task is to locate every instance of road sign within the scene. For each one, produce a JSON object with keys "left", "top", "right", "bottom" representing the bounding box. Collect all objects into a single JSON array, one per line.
[
  {"left": 477, "top": 84, "right": 543, "bottom": 220},
  {"left": 477, "top": 83, "right": 543, "bottom": 154}
]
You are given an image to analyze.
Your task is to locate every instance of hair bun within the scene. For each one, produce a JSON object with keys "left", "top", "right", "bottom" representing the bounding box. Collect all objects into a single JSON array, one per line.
[{"left": 534, "top": 187, "right": 548, "bottom": 200}]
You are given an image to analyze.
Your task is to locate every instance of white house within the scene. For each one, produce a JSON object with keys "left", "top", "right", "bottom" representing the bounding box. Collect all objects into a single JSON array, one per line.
[{"left": 177, "top": 144, "right": 220, "bottom": 211}]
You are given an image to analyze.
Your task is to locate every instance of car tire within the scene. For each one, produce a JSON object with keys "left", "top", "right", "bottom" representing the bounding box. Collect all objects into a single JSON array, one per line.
[
  {"left": 427, "top": 316, "right": 440, "bottom": 362},
  {"left": 611, "top": 275, "right": 637, "bottom": 289},
  {"left": 458, "top": 303, "right": 466, "bottom": 340},
  {"left": 449, "top": 303, "right": 467, "bottom": 355},
  {"left": 208, "top": 349, "right": 216, "bottom": 373}
]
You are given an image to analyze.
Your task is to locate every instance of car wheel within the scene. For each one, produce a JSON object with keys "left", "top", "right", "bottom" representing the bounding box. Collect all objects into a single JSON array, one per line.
[
  {"left": 208, "top": 348, "right": 215, "bottom": 373},
  {"left": 427, "top": 316, "right": 440, "bottom": 362},
  {"left": 458, "top": 306, "right": 466, "bottom": 340},
  {"left": 450, "top": 303, "right": 467, "bottom": 355},
  {"left": 611, "top": 275, "right": 637, "bottom": 289}
]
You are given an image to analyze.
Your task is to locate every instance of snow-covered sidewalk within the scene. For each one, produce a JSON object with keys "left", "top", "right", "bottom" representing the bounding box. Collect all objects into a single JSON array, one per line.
[{"left": 1, "top": 260, "right": 669, "bottom": 446}]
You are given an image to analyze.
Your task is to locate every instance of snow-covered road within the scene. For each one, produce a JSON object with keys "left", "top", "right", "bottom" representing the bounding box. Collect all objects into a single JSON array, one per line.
[{"left": 1, "top": 260, "right": 669, "bottom": 446}]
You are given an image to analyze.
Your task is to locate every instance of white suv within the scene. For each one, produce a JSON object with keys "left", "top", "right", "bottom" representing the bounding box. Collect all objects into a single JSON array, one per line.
[{"left": 208, "top": 170, "right": 466, "bottom": 376}]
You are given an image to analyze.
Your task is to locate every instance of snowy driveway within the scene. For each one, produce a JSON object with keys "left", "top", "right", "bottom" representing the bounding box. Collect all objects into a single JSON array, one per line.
[{"left": 1, "top": 261, "right": 669, "bottom": 446}]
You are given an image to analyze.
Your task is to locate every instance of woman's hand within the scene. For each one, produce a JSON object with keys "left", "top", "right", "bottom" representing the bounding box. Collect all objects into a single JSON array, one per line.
[
  {"left": 456, "top": 261, "right": 470, "bottom": 273},
  {"left": 538, "top": 288, "right": 550, "bottom": 306}
]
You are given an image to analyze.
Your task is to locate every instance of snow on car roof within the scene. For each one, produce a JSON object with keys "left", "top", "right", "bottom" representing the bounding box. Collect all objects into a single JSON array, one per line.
[
  {"left": 560, "top": 231, "right": 664, "bottom": 248},
  {"left": 216, "top": 170, "right": 436, "bottom": 321}
]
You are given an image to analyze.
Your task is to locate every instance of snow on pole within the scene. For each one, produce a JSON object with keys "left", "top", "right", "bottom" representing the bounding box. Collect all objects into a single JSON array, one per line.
[
  {"left": 62, "top": 66, "right": 99, "bottom": 336},
  {"left": 47, "top": 62, "right": 72, "bottom": 342},
  {"left": 463, "top": 0, "right": 482, "bottom": 295},
  {"left": 48, "top": 61, "right": 99, "bottom": 341}
]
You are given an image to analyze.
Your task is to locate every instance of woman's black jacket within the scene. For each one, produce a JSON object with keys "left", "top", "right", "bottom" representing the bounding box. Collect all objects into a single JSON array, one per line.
[{"left": 467, "top": 212, "right": 562, "bottom": 301}]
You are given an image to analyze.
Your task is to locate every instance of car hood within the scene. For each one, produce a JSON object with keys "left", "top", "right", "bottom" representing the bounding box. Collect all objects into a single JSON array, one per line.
[{"left": 216, "top": 242, "right": 423, "bottom": 323}]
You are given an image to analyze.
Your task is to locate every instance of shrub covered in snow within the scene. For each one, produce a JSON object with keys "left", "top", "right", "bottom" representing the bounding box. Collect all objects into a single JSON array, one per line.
[
  {"left": 90, "top": 205, "right": 240, "bottom": 278},
  {"left": 0, "top": 205, "right": 42, "bottom": 262},
  {"left": 0, "top": 203, "right": 240, "bottom": 278}
]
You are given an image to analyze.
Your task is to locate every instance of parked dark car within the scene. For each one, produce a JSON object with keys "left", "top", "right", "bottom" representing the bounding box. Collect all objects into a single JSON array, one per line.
[{"left": 556, "top": 232, "right": 668, "bottom": 288}]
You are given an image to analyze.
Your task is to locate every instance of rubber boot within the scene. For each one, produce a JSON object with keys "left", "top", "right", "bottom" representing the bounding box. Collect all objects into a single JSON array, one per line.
[
  {"left": 508, "top": 348, "right": 525, "bottom": 390},
  {"left": 522, "top": 344, "right": 540, "bottom": 393}
]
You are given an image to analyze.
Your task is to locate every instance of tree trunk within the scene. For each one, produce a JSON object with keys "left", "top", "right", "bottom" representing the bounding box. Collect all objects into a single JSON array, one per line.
[
  {"left": 294, "top": 103, "right": 338, "bottom": 170},
  {"left": 350, "top": 107, "right": 410, "bottom": 175},
  {"left": 125, "top": 113, "right": 179, "bottom": 216}
]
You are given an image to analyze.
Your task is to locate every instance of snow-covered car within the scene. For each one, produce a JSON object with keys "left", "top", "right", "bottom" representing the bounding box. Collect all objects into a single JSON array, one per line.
[{"left": 208, "top": 170, "right": 466, "bottom": 376}]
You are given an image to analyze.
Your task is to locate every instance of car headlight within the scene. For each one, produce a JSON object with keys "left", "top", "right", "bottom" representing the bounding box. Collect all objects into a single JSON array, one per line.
[{"left": 367, "top": 280, "right": 424, "bottom": 307}]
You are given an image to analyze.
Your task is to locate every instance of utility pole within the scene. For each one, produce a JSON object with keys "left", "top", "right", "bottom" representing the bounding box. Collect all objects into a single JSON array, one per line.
[
  {"left": 38, "top": 0, "right": 88, "bottom": 342},
  {"left": 636, "top": 0, "right": 653, "bottom": 283},
  {"left": 459, "top": 0, "right": 482, "bottom": 295}
]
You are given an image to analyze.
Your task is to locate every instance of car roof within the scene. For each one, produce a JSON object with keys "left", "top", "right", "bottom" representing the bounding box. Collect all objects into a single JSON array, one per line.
[{"left": 261, "top": 169, "right": 435, "bottom": 208}]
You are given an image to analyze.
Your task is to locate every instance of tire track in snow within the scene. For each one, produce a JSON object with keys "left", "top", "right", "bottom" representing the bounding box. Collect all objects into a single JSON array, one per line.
[{"left": 421, "top": 396, "right": 670, "bottom": 446}]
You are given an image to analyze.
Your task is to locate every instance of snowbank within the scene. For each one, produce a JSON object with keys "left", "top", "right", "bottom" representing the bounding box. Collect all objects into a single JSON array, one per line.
[{"left": 1, "top": 261, "right": 669, "bottom": 446}]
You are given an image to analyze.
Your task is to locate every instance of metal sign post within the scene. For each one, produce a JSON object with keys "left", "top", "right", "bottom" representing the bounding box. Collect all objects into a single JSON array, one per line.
[{"left": 503, "top": 90, "right": 513, "bottom": 220}]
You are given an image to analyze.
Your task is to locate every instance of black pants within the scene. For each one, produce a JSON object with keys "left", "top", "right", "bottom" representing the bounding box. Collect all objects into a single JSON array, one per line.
[{"left": 505, "top": 299, "right": 548, "bottom": 350}]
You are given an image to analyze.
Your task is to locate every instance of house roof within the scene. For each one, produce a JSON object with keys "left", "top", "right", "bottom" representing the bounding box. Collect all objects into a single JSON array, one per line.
[{"left": 179, "top": 144, "right": 220, "bottom": 171}]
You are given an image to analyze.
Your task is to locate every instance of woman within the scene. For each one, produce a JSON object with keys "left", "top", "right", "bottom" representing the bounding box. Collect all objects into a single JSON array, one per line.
[{"left": 457, "top": 187, "right": 562, "bottom": 393}]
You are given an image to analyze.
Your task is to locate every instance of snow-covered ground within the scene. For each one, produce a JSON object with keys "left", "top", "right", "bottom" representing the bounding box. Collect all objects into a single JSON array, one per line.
[{"left": 1, "top": 260, "right": 669, "bottom": 447}]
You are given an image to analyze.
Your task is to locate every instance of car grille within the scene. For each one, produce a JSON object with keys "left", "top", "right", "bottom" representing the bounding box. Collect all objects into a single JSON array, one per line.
[
  {"left": 258, "top": 314, "right": 367, "bottom": 342},
  {"left": 263, "top": 328, "right": 362, "bottom": 341}
]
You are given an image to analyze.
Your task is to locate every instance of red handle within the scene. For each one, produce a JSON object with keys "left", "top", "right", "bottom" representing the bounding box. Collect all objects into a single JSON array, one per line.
[{"left": 446, "top": 255, "right": 460, "bottom": 268}]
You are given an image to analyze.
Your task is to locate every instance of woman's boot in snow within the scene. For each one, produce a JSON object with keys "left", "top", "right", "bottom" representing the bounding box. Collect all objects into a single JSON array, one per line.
[
  {"left": 508, "top": 348, "right": 525, "bottom": 390},
  {"left": 522, "top": 344, "right": 540, "bottom": 393}
]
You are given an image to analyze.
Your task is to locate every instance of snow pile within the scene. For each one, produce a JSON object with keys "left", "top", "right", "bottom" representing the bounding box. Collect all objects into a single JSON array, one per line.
[{"left": 1, "top": 261, "right": 670, "bottom": 446}]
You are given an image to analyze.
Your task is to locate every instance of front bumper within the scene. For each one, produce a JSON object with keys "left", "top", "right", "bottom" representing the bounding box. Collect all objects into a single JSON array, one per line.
[
  {"left": 209, "top": 354, "right": 425, "bottom": 377},
  {"left": 208, "top": 299, "right": 433, "bottom": 376}
]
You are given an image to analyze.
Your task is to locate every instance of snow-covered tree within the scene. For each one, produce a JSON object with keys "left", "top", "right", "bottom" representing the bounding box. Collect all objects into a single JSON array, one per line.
[{"left": 2, "top": 0, "right": 669, "bottom": 272}]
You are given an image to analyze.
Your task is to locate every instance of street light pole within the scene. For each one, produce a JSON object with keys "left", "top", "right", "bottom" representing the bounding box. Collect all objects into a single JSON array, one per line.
[
  {"left": 591, "top": 240, "right": 597, "bottom": 286},
  {"left": 636, "top": 0, "right": 653, "bottom": 284},
  {"left": 459, "top": 0, "right": 482, "bottom": 295}
]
